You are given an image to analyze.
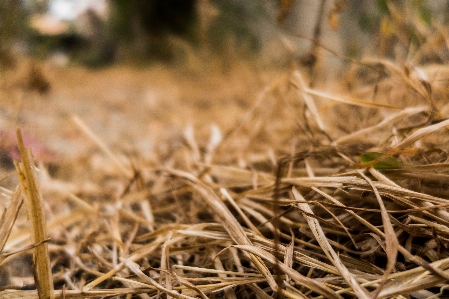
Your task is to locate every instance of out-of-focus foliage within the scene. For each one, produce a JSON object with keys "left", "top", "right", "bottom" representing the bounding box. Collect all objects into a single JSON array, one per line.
[
  {"left": 206, "top": 2, "right": 263, "bottom": 55},
  {"left": 3, "top": 0, "right": 449, "bottom": 68},
  {"left": 0, "top": 0, "right": 28, "bottom": 68},
  {"left": 107, "top": 0, "right": 265, "bottom": 65},
  {"left": 275, "top": 0, "right": 448, "bottom": 64},
  {"left": 356, "top": 0, "right": 441, "bottom": 60},
  {"left": 0, "top": 0, "right": 28, "bottom": 44},
  {"left": 108, "top": 0, "right": 198, "bottom": 63}
]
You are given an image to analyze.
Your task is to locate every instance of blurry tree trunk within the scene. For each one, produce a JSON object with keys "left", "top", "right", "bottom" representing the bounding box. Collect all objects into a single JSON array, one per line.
[{"left": 108, "top": 0, "right": 198, "bottom": 62}]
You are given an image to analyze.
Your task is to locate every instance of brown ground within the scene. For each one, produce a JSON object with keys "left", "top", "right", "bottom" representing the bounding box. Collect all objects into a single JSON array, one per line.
[{"left": 1, "top": 59, "right": 289, "bottom": 177}]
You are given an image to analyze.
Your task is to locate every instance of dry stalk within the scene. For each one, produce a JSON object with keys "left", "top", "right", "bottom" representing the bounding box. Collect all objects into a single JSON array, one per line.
[{"left": 14, "top": 129, "right": 54, "bottom": 299}]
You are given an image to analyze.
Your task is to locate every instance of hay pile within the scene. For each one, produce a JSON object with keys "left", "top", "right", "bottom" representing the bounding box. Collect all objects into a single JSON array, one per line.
[{"left": 1, "top": 56, "right": 449, "bottom": 299}]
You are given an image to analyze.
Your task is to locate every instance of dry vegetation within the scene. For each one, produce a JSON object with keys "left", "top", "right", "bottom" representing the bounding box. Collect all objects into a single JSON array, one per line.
[{"left": 3, "top": 3, "right": 449, "bottom": 299}]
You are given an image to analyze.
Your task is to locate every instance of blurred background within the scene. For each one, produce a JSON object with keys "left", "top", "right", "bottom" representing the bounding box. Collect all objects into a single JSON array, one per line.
[
  {"left": 1, "top": 0, "right": 448, "bottom": 71},
  {"left": 1, "top": 0, "right": 449, "bottom": 200}
]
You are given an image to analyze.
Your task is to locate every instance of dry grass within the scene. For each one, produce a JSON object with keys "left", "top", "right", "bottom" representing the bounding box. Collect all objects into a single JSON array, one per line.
[
  {"left": 1, "top": 59, "right": 449, "bottom": 299},
  {"left": 3, "top": 9, "right": 449, "bottom": 298}
]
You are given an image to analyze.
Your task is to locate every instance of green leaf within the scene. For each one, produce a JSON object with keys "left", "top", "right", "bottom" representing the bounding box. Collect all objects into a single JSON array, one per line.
[{"left": 359, "top": 152, "right": 402, "bottom": 170}]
